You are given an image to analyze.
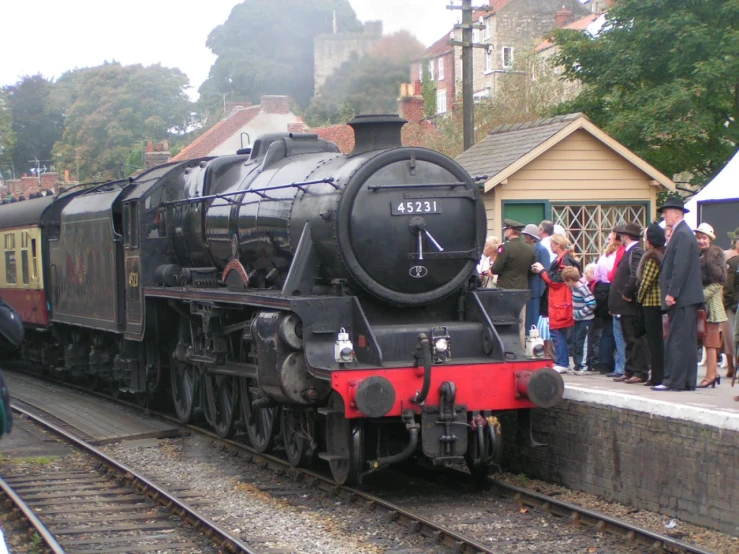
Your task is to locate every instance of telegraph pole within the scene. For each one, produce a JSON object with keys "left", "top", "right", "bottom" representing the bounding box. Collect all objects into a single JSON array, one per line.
[{"left": 448, "top": 1, "right": 492, "bottom": 151}]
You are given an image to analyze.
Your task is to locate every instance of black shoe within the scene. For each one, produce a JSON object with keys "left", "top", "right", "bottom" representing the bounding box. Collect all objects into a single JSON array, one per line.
[{"left": 605, "top": 372, "right": 621, "bottom": 378}]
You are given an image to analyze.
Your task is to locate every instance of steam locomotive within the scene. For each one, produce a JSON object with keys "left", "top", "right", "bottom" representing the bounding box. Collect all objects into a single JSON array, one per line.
[{"left": 0, "top": 115, "right": 563, "bottom": 484}]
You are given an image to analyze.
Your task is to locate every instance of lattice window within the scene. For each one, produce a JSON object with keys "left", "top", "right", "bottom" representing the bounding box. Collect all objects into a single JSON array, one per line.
[{"left": 552, "top": 204, "right": 647, "bottom": 266}]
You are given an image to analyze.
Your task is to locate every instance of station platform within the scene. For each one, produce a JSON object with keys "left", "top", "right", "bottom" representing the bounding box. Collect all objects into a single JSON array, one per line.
[
  {"left": 502, "top": 363, "right": 739, "bottom": 537},
  {"left": 561, "top": 365, "right": 739, "bottom": 432}
]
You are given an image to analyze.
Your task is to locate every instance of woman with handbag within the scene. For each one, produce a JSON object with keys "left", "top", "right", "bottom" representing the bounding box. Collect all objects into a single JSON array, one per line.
[{"left": 695, "top": 223, "right": 727, "bottom": 388}]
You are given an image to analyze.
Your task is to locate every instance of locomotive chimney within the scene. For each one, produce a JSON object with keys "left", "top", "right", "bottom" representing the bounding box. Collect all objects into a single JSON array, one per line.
[{"left": 348, "top": 114, "right": 407, "bottom": 155}]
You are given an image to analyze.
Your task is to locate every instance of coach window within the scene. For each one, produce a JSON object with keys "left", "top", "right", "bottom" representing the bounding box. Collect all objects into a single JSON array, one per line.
[
  {"left": 20, "top": 232, "right": 29, "bottom": 285},
  {"left": 4, "top": 233, "right": 17, "bottom": 285},
  {"left": 31, "top": 238, "right": 38, "bottom": 280}
]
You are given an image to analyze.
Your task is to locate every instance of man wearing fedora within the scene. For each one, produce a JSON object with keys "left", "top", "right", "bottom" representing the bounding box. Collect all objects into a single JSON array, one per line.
[
  {"left": 654, "top": 196, "right": 703, "bottom": 391},
  {"left": 608, "top": 222, "right": 649, "bottom": 384}
]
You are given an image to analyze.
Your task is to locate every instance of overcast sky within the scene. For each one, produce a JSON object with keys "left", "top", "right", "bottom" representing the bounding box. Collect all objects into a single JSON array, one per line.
[{"left": 0, "top": 1, "right": 457, "bottom": 98}]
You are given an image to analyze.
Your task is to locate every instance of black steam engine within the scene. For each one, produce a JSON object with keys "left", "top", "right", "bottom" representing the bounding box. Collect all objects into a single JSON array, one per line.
[{"left": 1, "top": 115, "right": 563, "bottom": 484}]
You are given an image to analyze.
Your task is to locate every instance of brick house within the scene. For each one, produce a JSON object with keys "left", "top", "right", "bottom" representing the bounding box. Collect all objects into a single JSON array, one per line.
[
  {"left": 170, "top": 96, "right": 303, "bottom": 161},
  {"left": 410, "top": 0, "right": 590, "bottom": 114}
]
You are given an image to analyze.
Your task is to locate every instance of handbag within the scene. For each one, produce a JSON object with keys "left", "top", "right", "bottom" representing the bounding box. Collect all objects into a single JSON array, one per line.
[{"left": 662, "top": 308, "right": 707, "bottom": 341}]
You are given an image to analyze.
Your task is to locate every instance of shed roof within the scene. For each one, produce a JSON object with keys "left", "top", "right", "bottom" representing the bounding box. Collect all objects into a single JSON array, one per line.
[{"left": 456, "top": 113, "right": 675, "bottom": 192}]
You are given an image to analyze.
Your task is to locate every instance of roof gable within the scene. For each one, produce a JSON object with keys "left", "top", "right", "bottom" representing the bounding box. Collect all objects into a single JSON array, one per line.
[
  {"left": 171, "top": 106, "right": 261, "bottom": 161},
  {"left": 455, "top": 113, "right": 675, "bottom": 192}
]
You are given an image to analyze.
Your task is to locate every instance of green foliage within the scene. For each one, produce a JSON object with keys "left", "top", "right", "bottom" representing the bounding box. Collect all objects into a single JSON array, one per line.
[
  {"left": 2, "top": 75, "right": 63, "bottom": 178},
  {"left": 0, "top": 89, "right": 15, "bottom": 176},
  {"left": 302, "top": 31, "right": 425, "bottom": 127},
  {"left": 551, "top": 0, "right": 739, "bottom": 186},
  {"left": 52, "top": 62, "right": 193, "bottom": 181},
  {"left": 199, "top": 0, "right": 362, "bottom": 111},
  {"left": 420, "top": 61, "right": 437, "bottom": 119}
]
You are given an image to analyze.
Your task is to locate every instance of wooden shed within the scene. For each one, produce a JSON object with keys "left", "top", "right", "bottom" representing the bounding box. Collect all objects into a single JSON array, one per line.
[{"left": 456, "top": 113, "right": 676, "bottom": 264}]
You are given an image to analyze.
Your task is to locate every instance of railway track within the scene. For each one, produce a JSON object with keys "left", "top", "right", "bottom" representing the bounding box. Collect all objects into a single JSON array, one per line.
[
  {"left": 3, "top": 405, "right": 260, "bottom": 554},
  {"left": 8, "top": 370, "right": 719, "bottom": 554}
]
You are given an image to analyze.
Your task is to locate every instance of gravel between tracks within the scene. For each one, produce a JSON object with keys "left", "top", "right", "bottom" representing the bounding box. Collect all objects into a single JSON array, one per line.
[
  {"left": 102, "top": 434, "right": 448, "bottom": 554},
  {"left": 495, "top": 472, "right": 739, "bottom": 554}
]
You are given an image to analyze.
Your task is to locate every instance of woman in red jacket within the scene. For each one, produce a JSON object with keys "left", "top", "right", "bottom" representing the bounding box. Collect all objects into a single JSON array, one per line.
[{"left": 532, "top": 234, "right": 580, "bottom": 373}]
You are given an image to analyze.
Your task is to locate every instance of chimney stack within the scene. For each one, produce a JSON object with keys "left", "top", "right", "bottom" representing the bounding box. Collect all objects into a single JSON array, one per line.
[
  {"left": 555, "top": 5, "right": 574, "bottom": 27},
  {"left": 398, "top": 83, "right": 425, "bottom": 125}
]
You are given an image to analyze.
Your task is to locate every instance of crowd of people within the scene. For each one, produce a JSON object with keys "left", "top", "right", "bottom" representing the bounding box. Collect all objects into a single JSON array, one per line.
[{"left": 477, "top": 196, "right": 739, "bottom": 400}]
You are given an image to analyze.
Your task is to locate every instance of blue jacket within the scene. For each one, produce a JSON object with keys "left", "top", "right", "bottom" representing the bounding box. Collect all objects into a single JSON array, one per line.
[{"left": 529, "top": 242, "right": 549, "bottom": 299}]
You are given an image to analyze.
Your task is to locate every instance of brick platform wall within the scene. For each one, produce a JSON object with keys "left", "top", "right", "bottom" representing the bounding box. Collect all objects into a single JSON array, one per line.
[{"left": 501, "top": 401, "right": 739, "bottom": 536}]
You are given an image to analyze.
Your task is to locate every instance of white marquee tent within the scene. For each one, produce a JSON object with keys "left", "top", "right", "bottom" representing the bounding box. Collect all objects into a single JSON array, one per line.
[{"left": 684, "top": 149, "right": 739, "bottom": 229}]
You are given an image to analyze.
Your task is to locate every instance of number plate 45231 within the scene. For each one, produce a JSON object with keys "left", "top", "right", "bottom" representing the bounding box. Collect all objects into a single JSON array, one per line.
[{"left": 391, "top": 200, "right": 442, "bottom": 215}]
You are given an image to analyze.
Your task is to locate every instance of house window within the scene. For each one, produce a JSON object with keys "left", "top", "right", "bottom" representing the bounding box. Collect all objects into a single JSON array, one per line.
[
  {"left": 502, "top": 46, "right": 514, "bottom": 68},
  {"left": 483, "top": 17, "right": 491, "bottom": 40},
  {"left": 418, "top": 63, "right": 423, "bottom": 82},
  {"left": 428, "top": 59, "right": 434, "bottom": 81},
  {"left": 552, "top": 203, "right": 647, "bottom": 266},
  {"left": 484, "top": 46, "right": 493, "bottom": 73},
  {"left": 438, "top": 58, "right": 444, "bottom": 81},
  {"left": 436, "top": 89, "right": 447, "bottom": 114}
]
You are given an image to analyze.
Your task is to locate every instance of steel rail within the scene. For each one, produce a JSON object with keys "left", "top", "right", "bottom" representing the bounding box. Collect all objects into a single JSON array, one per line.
[
  {"left": 0, "top": 476, "right": 67, "bottom": 554},
  {"left": 10, "top": 405, "right": 261, "bottom": 554},
  {"left": 488, "top": 479, "right": 716, "bottom": 554}
]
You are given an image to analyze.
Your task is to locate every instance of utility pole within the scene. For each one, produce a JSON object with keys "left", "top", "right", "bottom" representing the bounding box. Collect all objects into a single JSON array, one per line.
[
  {"left": 448, "top": 0, "right": 493, "bottom": 151},
  {"left": 207, "top": 92, "right": 233, "bottom": 114}
]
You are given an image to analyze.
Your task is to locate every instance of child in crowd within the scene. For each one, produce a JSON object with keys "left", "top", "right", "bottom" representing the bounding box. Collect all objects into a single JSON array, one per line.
[{"left": 563, "top": 266, "right": 596, "bottom": 374}]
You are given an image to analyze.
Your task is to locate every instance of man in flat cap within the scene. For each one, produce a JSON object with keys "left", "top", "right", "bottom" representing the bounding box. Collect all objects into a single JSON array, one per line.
[
  {"left": 609, "top": 222, "right": 649, "bottom": 384},
  {"left": 653, "top": 196, "right": 703, "bottom": 391},
  {"left": 492, "top": 219, "right": 535, "bottom": 290}
]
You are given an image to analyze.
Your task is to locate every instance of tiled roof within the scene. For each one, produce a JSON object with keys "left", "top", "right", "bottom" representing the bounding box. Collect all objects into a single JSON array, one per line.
[
  {"left": 170, "top": 105, "right": 261, "bottom": 161},
  {"left": 455, "top": 113, "right": 584, "bottom": 178},
  {"left": 312, "top": 121, "right": 439, "bottom": 154},
  {"left": 424, "top": 33, "right": 453, "bottom": 58},
  {"left": 535, "top": 13, "right": 601, "bottom": 52}
]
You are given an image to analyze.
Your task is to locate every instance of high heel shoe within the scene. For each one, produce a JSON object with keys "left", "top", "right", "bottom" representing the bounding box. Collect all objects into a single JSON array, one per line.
[{"left": 697, "top": 376, "right": 720, "bottom": 388}]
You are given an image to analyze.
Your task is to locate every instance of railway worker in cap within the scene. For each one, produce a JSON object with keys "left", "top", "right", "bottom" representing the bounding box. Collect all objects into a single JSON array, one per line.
[
  {"left": 522, "top": 224, "right": 548, "bottom": 330},
  {"left": 492, "top": 219, "right": 535, "bottom": 291},
  {"left": 653, "top": 196, "right": 703, "bottom": 391},
  {"left": 493, "top": 220, "right": 535, "bottom": 347}
]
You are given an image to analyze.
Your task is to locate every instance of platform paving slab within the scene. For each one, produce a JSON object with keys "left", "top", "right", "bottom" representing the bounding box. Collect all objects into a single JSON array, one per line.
[{"left": 4, "top": 372, "right": 180, "bottom": 443}]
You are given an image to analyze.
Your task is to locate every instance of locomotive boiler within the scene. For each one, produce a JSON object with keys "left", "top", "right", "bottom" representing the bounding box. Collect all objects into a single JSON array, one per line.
[{"left": 0, "top": 115, "right": 564, "bottom": 485}]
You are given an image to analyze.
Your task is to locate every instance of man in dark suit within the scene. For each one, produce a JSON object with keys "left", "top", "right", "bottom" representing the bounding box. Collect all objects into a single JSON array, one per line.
[
  {"left": 608, "top": 222, "right": 649, "bottom": 383},
  {"left": 653, "top": 197, "right": 704, "bottom": 391}
]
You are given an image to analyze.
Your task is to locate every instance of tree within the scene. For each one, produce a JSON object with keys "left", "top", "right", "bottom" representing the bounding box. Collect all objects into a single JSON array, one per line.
[
  {"left": 302, "top": 31, "right": 425, "bottom": 126},
  {"left": 0, "top": 90, "right": 15, "bottom": 177},
  {"left": 3, "top": 75, "right": 63, "bottom": 178},
  {"left": 52, "top": 62, "right": 193, "bottom": 180},
  {"left": 551, "top": 0, "right": 739, "bottom": 186},
  {"left": 199, "top": 0, "right": 362, "bottom": 111}
]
